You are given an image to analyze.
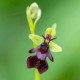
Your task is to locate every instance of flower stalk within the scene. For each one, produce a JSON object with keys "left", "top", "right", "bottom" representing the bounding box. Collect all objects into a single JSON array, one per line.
[{"left": 26, "top": 2, "right": 41, "bottom": 80}]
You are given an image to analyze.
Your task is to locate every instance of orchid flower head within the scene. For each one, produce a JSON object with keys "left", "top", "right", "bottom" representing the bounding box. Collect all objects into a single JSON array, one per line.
[{"left": 27, "top": 24, "right": 62, "bottom": 74}]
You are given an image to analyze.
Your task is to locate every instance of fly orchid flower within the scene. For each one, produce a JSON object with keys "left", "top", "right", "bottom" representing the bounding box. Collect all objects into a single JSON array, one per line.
[{"left": 27, "top": 23, "right": 62, "bottom": 74}]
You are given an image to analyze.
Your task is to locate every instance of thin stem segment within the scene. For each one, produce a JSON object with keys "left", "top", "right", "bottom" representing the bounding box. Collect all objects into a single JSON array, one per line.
[{"left": 35, "top": 69, "right": 40, "bottom": 80}]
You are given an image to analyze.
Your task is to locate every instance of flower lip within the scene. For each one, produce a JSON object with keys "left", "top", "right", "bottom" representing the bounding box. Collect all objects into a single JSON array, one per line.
[{"left": 39, "top": 43, "right": 49, "bottom": 54}]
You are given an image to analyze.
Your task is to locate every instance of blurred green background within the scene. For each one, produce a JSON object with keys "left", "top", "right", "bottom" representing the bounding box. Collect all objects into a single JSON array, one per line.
[{"left": 0, "top": 0, "right": 80, "bottom": 80}]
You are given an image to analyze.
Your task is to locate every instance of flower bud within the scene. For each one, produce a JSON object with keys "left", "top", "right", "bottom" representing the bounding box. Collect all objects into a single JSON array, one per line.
[{"left": 27, "top": 2, "right": 41, "bottom": 20}]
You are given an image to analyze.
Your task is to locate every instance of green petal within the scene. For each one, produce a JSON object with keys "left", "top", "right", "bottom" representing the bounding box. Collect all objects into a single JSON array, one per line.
[
  {"left": 49, "top": 41, "right": 62, "bottom": 52},
  {"left": 29, "top": 34, "right": 44, "bottom": 46}
]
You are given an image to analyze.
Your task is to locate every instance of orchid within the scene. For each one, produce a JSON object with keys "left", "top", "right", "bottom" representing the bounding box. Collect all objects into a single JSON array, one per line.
[
  {"left": 26, "top": 2, "right": 62, "bottom": 80},
  {"left": 27, "top": 23, "right": 62, "bottom": 74}
]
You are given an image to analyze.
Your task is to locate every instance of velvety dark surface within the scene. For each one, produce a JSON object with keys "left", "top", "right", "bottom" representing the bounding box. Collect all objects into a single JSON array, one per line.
[{"left": 0, "top": 0, "right": 80, "bottom": 80}]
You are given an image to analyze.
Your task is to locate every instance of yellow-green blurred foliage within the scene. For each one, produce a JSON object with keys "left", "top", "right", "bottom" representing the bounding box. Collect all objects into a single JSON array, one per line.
[{"left": 0, "top": 0, "right": 80, "bottom": 80}]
